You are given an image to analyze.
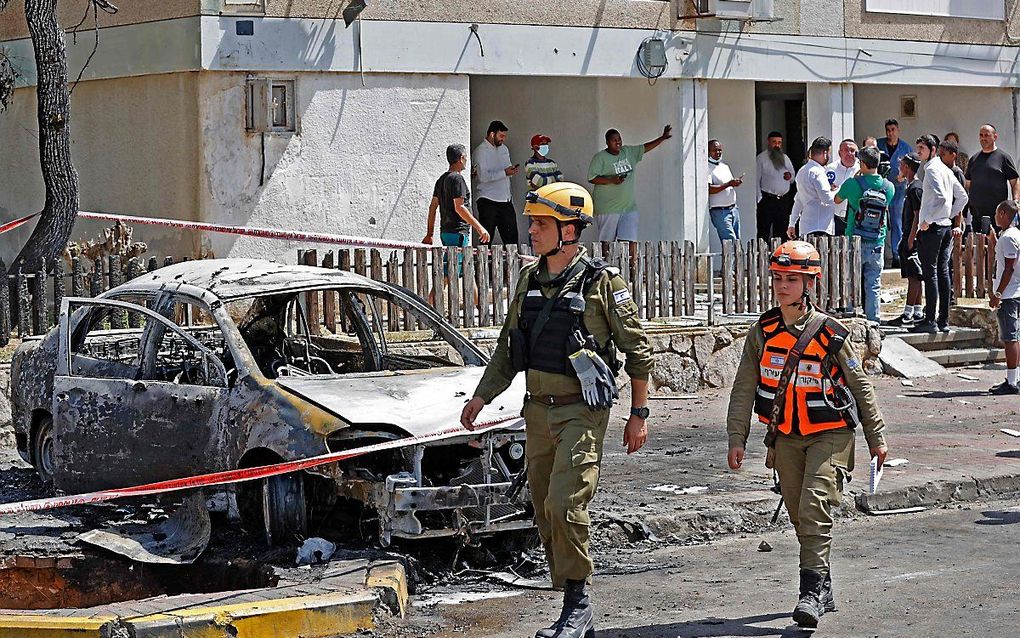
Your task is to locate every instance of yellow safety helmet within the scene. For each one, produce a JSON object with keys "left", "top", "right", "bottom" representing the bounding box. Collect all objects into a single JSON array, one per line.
[{"left": 523, "top": 182, "right": 595, "bottom": 227}]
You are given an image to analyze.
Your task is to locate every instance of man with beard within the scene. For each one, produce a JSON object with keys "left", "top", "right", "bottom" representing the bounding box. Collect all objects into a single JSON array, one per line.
[
  {"left": 473, "top": 120, "right": 520, "bottom": 245},
  {"left": 755, "top": 131, "right": 796, "bottom": 240}
]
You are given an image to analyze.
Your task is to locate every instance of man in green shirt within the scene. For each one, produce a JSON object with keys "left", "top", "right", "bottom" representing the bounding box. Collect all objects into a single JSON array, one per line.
[
  {"left": 587, "top": 125, "right": 672, "bottom": 242},
  {"left": 835, "top": 146, "right": 896, "bottom": 321}
]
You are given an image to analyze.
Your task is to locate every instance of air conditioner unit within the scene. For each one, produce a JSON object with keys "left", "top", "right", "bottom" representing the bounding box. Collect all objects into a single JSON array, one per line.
[{"left": 689, "top": 0, "right": 773, "bottom": 20}]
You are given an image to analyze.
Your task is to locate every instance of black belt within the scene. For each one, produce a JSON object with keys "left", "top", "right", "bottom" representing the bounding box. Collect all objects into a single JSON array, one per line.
[
  {"left": 526, "top": 393, "right": 585, "bottom": 407},
  {"left": 761, "top": 192, "right": 786, "bottom": 200}
]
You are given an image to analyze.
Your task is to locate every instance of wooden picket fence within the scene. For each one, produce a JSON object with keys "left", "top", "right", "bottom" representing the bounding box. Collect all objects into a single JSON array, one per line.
[
  {"left": 0, "top": 254, "right": 194, "bottom": 346},
  {"left": 953, "top": 232, "right": 997, "bottom": 299},
  {"left": 720, "top": 236, "right": 863, "bottom": 316},
  {"left": 297, "top": 241, "right": 701, "bottom": 330},
  {"left": 0, "top": 242, "right": 705, "bottom": 347}
]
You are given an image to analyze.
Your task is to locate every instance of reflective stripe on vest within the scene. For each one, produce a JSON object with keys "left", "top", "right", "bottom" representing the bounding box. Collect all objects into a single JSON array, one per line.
[{"left": 754, "top": 314, "right": 848, "bottom": 436}]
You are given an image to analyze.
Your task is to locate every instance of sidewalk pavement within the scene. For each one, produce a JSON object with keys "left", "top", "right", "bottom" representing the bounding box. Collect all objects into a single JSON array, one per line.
[{"left": 592, "top": 365, "right": 1020, "bottom": 545}]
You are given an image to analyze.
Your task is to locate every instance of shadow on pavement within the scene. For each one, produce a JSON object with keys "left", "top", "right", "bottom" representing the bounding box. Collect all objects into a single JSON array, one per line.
[
  {"left": 907, "top": 390, "right": 992, "bottom": 399},
  {"left": 995, "top": 450, "right": 1020, "bottom": 458},
  {"left": 975, "top": 510, "right": 1020, "bottom": 526},
  {"left": 598, "top": 612, "right": 815, "bottom": 637}
]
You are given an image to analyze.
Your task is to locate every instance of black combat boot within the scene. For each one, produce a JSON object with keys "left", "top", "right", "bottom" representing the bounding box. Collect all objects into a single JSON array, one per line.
[
  {"left": 820, "top": 571, "right": 836, "bottom": 613},
  {"left": 535, "top": 580, "right": 595, "bottom": 638},
  {"left": 792, "top": 568, "right": 827, "bottom": 628}
]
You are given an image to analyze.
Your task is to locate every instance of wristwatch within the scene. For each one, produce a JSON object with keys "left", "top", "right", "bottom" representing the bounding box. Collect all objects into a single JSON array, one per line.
[{"left": 630, "top": 406, "right": 650, "bottom": 420}]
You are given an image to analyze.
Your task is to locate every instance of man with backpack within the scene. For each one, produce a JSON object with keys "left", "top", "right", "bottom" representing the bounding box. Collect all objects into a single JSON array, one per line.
[{"left": 835, "top": 147, "right": 896, "bottom": 322}]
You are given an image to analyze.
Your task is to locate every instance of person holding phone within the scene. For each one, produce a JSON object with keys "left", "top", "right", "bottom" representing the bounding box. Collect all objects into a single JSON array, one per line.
[
  {"left": 587, "top": 125, "right": 672, "bottom": 242},
  {"left": 707, "top": 139, "right": 743, "bottom": 241},
  {"left": 473, "top": 120, "right": 520, "bottom": 245}
]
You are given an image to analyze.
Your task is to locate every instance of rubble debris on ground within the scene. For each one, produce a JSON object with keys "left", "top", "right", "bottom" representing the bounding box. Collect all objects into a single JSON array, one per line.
[
  {"left": 296, "top": 537, "right": 337, "bottom": 565},
  {"left": 77, "top": 493, "right": 211, "bottom": 564}
]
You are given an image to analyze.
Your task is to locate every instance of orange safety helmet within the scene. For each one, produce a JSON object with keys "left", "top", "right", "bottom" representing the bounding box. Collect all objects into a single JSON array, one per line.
[{"left": 769, "top": 241, "right": 822, "bottom": 278}]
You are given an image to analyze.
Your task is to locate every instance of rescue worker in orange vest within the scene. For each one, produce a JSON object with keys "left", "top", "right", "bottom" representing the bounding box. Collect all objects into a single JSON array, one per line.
[{"left": 725, "top": 240, "right": 889, "bottom": 628}]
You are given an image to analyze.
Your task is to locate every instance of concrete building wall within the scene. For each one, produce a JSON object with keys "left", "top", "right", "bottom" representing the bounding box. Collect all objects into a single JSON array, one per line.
[
  {"left": 707, "top": 80, "right": 757, "bottom": 252},
  {"left": 844, "top": 0, "right": 1020, "bottom": 43},
  {"left": 853, "top": 85, "right": 1018, "bottom": 161},
  {"left": 196, "top": 71, "right": 470, "bottom": 261},
  {"left": 0, "top": 72, "right": 201, "bottom": 262},
  {"left": 263, "top": 0, "right": 677, "bottom": 30},
  {"left": 0, "top": 0, "right": 199, "bottom": 42}
]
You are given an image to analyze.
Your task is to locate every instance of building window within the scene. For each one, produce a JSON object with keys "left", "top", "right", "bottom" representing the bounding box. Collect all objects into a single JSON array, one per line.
[
  {"left": 221, "top": 0, "right": 266, "bottom": 14},
  {"left": 245, "top": 79, "right": 297, "bottom": 133},
  {"left": 864, "top": 0, "right": 1004, "bottom": 21}
]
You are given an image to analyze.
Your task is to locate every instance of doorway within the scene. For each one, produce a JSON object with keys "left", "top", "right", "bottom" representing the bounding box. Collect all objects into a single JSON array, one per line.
[{"left": 755, "top": 82, "right": 807, "bottom": 168}]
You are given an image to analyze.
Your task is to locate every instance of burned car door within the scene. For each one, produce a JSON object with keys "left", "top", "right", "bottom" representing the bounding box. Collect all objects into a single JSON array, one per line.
[{"left": 51, "top": 297, "right": 230, "bottom": 493}]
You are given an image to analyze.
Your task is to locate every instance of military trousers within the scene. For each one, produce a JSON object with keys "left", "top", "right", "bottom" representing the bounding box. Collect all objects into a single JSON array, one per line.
[
  {"left": 774, "top": 427, "right": 855, "bottom": 572},
  {"left": 523, "top": 399, "right": 610, "bottom": 589}
]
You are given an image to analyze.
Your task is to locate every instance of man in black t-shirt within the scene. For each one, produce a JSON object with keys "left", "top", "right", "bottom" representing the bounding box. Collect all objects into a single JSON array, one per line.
[
  {"left": 965, "top": 124, "right": 1020, "bottom": 232},
  {"left": 424, "top": 144, "right": 490, "bottom": 247}
]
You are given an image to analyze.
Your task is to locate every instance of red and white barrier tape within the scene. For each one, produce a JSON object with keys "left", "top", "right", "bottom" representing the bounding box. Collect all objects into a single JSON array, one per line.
[
  {"left": 0, "top": 416, "right": 520, "bottom": 516},
  {"left": 2, "top": 210, "right": 537, "bottom": 259},
  {"left": 0, "top": 212, "right": 40, "bottom": 235},
  {"left": 77, "top": 211, "right": 432, "bottom": 251}
]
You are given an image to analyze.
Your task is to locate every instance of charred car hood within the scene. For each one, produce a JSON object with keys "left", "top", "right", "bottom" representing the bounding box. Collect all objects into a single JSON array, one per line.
[{"left": 275, "top": 367, "right": 526, "bottom": 437}]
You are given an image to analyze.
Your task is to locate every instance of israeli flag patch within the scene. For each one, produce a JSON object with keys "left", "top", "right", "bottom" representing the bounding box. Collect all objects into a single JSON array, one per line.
[
  {"left": 770, "top": 355, "right": 785, "bottom": 367},
  {"left": 613, "top": 289, "right": 632, "bottom": 304},
  {"left": 846, "top": 357, "right": 860, "bottom": 370}
]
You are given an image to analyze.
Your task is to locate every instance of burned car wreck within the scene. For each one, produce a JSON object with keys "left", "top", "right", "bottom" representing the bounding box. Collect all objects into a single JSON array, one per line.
[{"left": 10, "top": 259, "right": 530, "bottom": 545}]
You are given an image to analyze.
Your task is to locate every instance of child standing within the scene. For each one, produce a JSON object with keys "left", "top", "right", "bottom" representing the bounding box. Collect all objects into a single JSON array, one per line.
[{"left": 990, "top": 200, "right": 1020, "bottom": 395}]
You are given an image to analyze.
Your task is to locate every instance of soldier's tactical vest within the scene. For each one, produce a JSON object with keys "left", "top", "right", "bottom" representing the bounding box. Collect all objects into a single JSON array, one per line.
[
  {"left": 517, "top": 257, "right": 614, "bottom": 376},
  {"left": 753, "top": 307, "right": 852, "bottom": 436}
]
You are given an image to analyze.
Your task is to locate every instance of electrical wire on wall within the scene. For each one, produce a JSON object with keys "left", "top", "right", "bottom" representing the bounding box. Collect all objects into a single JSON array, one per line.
[{"left": 636, "top": 33, "right": 668, "bottom": 85}]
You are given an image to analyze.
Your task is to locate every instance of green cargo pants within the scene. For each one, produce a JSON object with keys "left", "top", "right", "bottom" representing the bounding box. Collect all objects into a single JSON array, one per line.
[
  {"left": 774, "top": 427, "right": 855, "bottom": 572},
  {"left": 523, "top": 399, "right": 610, "bottom": 589}
]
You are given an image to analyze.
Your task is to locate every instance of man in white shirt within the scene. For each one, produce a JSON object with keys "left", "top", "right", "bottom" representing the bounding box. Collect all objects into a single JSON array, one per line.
[
  {"left": 787, "top": 137, "right": 837, "bottom": 238},
  {"left": 707, "top": 139, "right": 743, "bottom": 241},
  {"left": 755, "top": 131, "right": 795, "bottom": 240},
  {"left": 910, "top": 136, "right": 969, "bottom": 333},
  {"left": 826, "top": 139, "right": 860, "bottom": 236},
  {"left": 472, "top": 120, "right": 520, "bottom": 245}
]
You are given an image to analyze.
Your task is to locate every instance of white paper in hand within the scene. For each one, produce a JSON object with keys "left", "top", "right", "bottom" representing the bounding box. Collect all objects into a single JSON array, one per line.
[{"left": 869, "top": 456, "right": 884, "bottom": 495}]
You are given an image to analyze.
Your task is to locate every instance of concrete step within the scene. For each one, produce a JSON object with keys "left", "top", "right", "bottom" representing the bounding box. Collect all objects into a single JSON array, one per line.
[
  {"left": 925, "top": 347, "right": 1006, "bottom": 366},
  {"left": 894, "top": 327, "right": 988, "bottom": 351}
]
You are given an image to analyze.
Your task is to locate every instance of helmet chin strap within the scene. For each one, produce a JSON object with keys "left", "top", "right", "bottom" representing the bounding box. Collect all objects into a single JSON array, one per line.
[
  {"left": 782, "top": 275, "right": 814, "bottom": 312},
  {"left": 541, "top": 220, "right": 579, "bottom": 257}
]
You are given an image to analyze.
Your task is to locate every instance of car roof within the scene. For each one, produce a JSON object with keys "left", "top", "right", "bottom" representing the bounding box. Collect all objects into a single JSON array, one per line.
[{"left": 107, "top": 258, "right": 385, "bottom": 301}]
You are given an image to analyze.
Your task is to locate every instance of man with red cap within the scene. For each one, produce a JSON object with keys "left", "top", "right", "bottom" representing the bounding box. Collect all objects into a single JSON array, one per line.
[{"left": 526, "top": 134, "right": 564, "bottom": 191}]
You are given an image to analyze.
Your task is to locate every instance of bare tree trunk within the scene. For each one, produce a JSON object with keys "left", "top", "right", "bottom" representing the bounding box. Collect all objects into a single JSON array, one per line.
[{"left": 9, "top": 0, "right": 79, "bottom": 274}]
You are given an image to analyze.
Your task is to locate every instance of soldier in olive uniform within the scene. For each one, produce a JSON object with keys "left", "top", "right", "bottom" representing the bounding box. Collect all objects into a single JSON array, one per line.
[
  {"left": 726, "top": 241, "right": 889, "bottom": 628},
  {"left": 461, "top": 182, "right": 654, "bottom": 638}
]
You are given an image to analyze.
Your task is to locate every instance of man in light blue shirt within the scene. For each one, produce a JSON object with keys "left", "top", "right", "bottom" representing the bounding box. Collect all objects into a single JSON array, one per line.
[{"left": 877, "top": 118, "right": 913, "bottom": 267}]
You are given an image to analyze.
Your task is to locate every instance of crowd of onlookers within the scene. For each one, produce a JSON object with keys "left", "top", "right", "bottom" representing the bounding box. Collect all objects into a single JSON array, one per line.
[
  {"left": 710, "top": 119, "right": 1019, "bottom": 394},
  {"left": 423, "top": 119, "right": 673, "bottom": 252},
  {"left": 422, "top": 118, "right": 1019, "bottom": 396}
]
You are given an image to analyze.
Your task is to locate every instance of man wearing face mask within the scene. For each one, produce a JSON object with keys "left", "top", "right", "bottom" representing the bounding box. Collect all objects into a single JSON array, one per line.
[
  {"left": 787, "top": 137, "right": 838, "bottom": 238},
  {"left": 526, "top": 134, "right": 565, "bottom": 191}
]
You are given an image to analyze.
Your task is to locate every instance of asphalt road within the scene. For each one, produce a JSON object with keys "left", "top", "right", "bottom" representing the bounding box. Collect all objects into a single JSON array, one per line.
[{"left": 401, "top": 498, "right": 1020, "bottom": 638}]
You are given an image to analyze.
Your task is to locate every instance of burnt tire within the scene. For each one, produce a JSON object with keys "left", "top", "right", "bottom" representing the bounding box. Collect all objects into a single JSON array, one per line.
[
  {"left": 239, "top": 472, "right": 308, "bottom": 545},
  {"left": 31, "top": 415, "right": 55, "bottom": 486}
]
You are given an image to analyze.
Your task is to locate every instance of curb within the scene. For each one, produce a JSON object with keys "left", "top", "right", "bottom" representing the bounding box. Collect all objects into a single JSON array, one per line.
[
  {"left": 600, "top": 473, "right": 1020, "bottom": 546},
  {"left": 126, "top": 590, "right": 377, "bottom": 638},
  {"left": 0, "top": 615, "right": 118, "bottom": 638},
  {"left": 856, "top": 473, "right": 1020, "bottom": 513},
  {"left": 0, "top": 559, "right": 411, "bottom": 638}
]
